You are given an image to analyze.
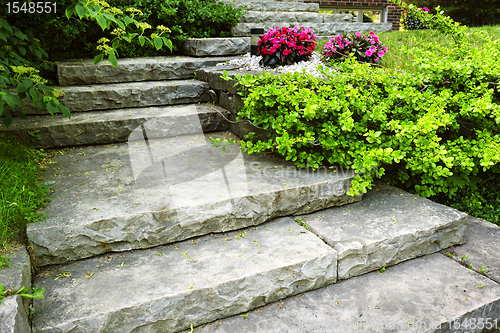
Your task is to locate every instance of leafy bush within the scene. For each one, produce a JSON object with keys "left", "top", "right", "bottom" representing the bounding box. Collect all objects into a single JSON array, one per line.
[
  {"left": 401, "top": 6, "right": 430, "bottom": 30},
  {"left": 257, "top": 26, "right": 316, "bottom": 68},
  {"left": 321, "top": 31, "right": 387, "bottom": 64},
  {"left": 230, "top": 5, "right": 500, "bottom": 199}
]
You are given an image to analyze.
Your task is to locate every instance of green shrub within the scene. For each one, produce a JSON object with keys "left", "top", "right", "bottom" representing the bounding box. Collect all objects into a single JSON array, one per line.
[
  {"left": 442, "top": 0, "right": 500, "bottom": 27},
  {"left": 229, "top": 10, "right": 500, "bottom": 198}
]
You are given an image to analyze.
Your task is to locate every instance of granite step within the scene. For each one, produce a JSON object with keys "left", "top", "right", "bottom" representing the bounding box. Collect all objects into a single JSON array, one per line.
[
  {"left": 187, "top": 252, "right": 500, "bottom": 333},
  {"left": 0, "top": 104, "right": 230, "bottom": 148},
  {"left": 31, "top": 217, "right": 338, "bottom": 333},
  {"left": 27, "top": 131, "right": 361, "bottom": 266},
  {"left": 226, "top": 1, "right": 319, "bottom": 12},
  {"left": 57, "top": 56, "right": 235, "bottom": 86},
  {"left": 239, "top": 11, "right": 354, "bottom": 24},
  {"left": 23, "top": 80, "right": 211, "bottom": 115},
  {"left": 232, "top": 22, "right": 393, "bottom": 36}
]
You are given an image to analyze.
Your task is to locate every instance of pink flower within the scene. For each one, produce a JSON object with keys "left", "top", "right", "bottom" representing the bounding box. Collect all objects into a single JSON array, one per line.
[
  {"left": 377, "top": 50, "right": 385, "bottom": 57},
  {"left": 355, "top": 31, "right": 361, "bottom": 37},
  {"left": 382, "top": 46, "right": 388, "bottom": 52},
  {"left": 422, "top": 7, "right": 429, "bottom": 12},
  {"left": 283, "top": 49, "right": 292, "bottom": 56},
  {"left": 365, "top": 49, "right": 373, "bottom": 57},
  {"left": 374, "top": 57, "right": 378, "bottom": 63}
]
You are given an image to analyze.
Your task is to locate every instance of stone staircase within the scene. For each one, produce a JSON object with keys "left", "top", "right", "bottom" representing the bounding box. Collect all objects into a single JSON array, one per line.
[
  {"left": 225, "top": 0, "right": 392, "bottom": 41},
  {"left": 1, "top": 56, "right": 499, "bottom": 333}
]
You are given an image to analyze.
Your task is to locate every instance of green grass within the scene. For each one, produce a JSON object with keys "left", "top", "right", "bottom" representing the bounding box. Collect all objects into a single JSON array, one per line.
[
  {"left": 0, "top": 136, "right": 49, "bottom": 251},
  {"left": 315, "top": 25, "right": 500, "bottom": 74}
]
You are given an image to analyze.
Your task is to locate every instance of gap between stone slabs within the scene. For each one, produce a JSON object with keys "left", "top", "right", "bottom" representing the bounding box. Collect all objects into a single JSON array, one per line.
[{"left": 31, "top": 217, "right": 337, "bottom": 333}]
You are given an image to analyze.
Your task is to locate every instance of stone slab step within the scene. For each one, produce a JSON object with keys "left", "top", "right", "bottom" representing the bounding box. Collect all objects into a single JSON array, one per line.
[
  {"left": 181, "top": 38, "right": 250, "bottom": 57},
  {"left": 225, "top": 1, "right": 319, "bottom": 12},
  {"left": 240, "top": 11, "right": 353, "bottom": 24},
  {"left": 232, "top": 22, "right": 393, "bottom": 36},
  {"left": 0, "top": 104, "right": 230, "bottom": 148},
  {"left": 188, "top": 252, "right": 500, "bottom": 332},
  {"left": 23, "top": 80, "right": 210, "bottom": 115},
  {"left": 0, "top": 295, "right": 31, "bottom": 333},
  {"left": 297, "top": 181, "right": 468, "bottom": 280},
  {"left": 27, "top": 131, "right": 361, "bottom": 266},
  {"left": 31, "top": 217, "right": 337, "bottom": 333},
  {"left": 57, "top": 56, "right": 235, "bottom": 86}
]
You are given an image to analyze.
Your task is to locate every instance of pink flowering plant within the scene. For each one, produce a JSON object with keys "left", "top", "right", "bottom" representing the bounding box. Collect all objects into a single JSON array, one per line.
[
  {"left": 321, "top": 31, "right": 387, "bottom": 64},
  {"left": 257, "top": 26, "right": 316, "bottom": 68}
]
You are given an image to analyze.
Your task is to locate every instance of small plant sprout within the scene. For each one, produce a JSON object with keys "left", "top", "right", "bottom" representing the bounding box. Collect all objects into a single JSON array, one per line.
[
  {"left": 461, "top": 255, "right": 468, "bottom": 263},
  {"left": 377, "top": 266, "right": 386, "bottom": 274}
]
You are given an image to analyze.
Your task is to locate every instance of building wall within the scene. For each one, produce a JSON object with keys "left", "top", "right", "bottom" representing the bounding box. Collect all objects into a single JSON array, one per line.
[{"left": 303, "top": 0, "right": 402, "bottom": 30}]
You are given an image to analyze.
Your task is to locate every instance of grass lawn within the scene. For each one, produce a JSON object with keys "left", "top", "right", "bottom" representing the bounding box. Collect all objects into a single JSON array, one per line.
[
  {"left": 315, "top": 25, "right": 500, "bottom": 74},
  {"left": 0, "top": 136, "right": 49, "bottom": 262}
]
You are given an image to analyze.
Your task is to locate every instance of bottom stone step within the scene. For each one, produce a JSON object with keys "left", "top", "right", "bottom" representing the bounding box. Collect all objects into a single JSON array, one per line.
[
  {"left": 32, "top": 218, "right": 337, "bottom": 333},
  {"left": 189, "top": 252, "right": 500, "bottom": 332}
]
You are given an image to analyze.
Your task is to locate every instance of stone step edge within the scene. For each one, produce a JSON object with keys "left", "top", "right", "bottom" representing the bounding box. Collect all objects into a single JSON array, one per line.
[
  {"left": 0, "top": 104, "right": 229, "bottom": 148},
  {"left": 57, "top": 56, "right": 237, "bottom": 86}
]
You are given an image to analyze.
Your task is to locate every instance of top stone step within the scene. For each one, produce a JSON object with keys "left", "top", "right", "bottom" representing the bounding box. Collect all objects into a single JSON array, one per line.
[
  {"left": 225, "top": 1, "right": 319, "bottom": 12},
  {"left": 57, "top": 56, "right": 235, "bottom": 86}
]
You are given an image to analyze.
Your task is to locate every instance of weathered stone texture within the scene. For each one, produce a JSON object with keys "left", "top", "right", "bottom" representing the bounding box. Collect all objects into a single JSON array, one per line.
[
  {"left": 28, "top": 132, "right": 361, "bottom": 266},
  {"left": 181, "top": 38, "right": 250, "bottom": 57},
  {"left": 0, "top": 104, "right": 230, "bottom": 148},
  {"left": 300, "top": 182, "right": 468, "bottom": 280},
  {"left": 0, "top": 295, "right": 31, "bottom": 333},
  {"left": 32, "top": 218, "right": 337, "bottom": 333},
  {"left": 57, "top": 56, "right": 235, "bottom": 86},
  {"left": 22, "top": 80, "right": 210, "bottom": 114},
  {"left": 190, "top": 254, "right": 500, "bottom": 333},
  {"left": 224, "top": 1, "right": 319, "bottom": 12}
]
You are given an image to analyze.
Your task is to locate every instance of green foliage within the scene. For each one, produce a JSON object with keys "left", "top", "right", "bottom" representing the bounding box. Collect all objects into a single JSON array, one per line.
[
  {"left": 442, "top": 0, "right": 500, "bottom": 27},
  {"left": 232, "top": 23, "right": 500, "bottom": 198},
  {"left": 0, "top": 282, "right": 45, "bottom": 303},
  {"left": 0, "top": 136, "right": 50, "bottom": 246},
  {"left": 150, "top": 0, "right": 246, "bottom": 51},
  {"left": 0, "top": 18, "right": 69, "bottom": 126},
  {"left": 64, "top": 0, "right": 173, "bottom": 68}
]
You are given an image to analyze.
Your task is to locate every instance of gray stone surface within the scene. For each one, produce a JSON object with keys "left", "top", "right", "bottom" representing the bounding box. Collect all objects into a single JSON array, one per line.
[
  {"left": 57, "top": 56, "right": 235, "bottom": 86},
  {"left": 232, "top": 22, "right": 393, "bottom": 36},
  {"left": 27, "top": 131, "right": 361, "bottom": 266},
  {"left": 446, "top": 216, "right": 500, "bottom": 284},
  {"left": 0, "top": 104, "right": 230, "bottom": 148},
  {"left": 225, "top": 1, "right": 319, "bottom": 11},
  {"left": 181, "top": 38, "right": 250, "bottom": 57},
  {"left": 298, "top": 182, "right": 468, "bottom": 280},
  {"left": 240, "top": 12, "right": 353, "bottom": 24},
  {"left": 196, "top": 66, "right": 265, "bottom": 96},
  {"left": 187, "top": 253, "right": 500, "bottom": 333},
  {"left": 0, "top": 247, "right": 31, "bottom": 293},
  {"left": 23, "top": 80, "right": 210, "bottom": 114},
  {"left": 0, "top": 295, "right": 31, "bottom": 333},
  {"left": 32, "top": 218, "right": 337, "bottom": 333}
]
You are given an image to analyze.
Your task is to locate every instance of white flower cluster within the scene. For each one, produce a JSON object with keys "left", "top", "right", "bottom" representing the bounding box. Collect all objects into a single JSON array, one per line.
[{"left": 217, "top": 53, "right": 336, "bottom": 78}]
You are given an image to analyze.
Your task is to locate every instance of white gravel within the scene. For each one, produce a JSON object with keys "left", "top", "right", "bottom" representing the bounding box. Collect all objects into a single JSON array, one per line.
[{"left": 216, "top": 53, "right": 336, "bottom": 78}]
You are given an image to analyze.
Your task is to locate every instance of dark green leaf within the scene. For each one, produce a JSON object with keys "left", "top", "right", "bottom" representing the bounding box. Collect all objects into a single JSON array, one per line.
[
  {"left": 108, "top": 51, "right": 118, "bottom": 68},
  {"left": 153, "top": 36, "right": 162, "bottom": 50},
  {"left": 96, "top": 15, "right": 106, "bottom": 30},
  {"left": 93, "top": 54, "right": 104, "bottom": 65}
]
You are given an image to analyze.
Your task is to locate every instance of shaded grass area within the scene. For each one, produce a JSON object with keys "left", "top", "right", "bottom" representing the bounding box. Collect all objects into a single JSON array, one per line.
[{"left": 0, "top": 137, "right": 50, "bottom": 255}]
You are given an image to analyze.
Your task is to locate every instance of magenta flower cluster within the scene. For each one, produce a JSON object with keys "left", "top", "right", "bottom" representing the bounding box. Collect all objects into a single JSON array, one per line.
[
  {"left": 257, "top": 26, "right": 316, "bottom": 67},
  {"left": 321, "top": 31, "right": 387, "bottom": 64}
]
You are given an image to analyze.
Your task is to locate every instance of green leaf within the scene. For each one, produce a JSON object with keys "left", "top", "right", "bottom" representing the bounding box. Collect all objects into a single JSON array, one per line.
[
  {"left": 46, "top": 101, "right": 58, "bottom": 115},
  {"left": 2, "top": 93, "right": 24, "bottom": 108},
  {"left": 16, "top": 82, "right": 29, "bottom": 94},
  {"left": 75, "top": 4, "right": 87, "bottom": 19},
  {"left": 14, "top": 31, "right": 27, "bottom": 40},
  {"left": 96, "top": 15, "right": 107, "bottom": 30},
  {"left": 108, "top": 51, "right": 118, "bottom": 68},
  {"left": 19, "top": 287, "right": 45, "bottom": 299},
  {"left": 93, "top": 54, "right": 104, "bottom": 65},
  {"left": 59, "top": 104, "right": 71, "bottom": 119},
  {"left": 1, "top": 108, "right": 12, "bottom": 127},
  {"left": 116, "top": 20, "right": 126, "bottom": 30},
  {"left": 112, "top": 39, "right": 120, "bottom": 49},
  {"left": 162, "top": 37, "right": 173, "bottom": 52},
  {"left": 65, "top": 3, "right": 77, "bottom": 19},
  {"left": 138, "top": 35, "right": 145, "bottom": 46},
  {"left": 12, "top": 106, "right": 27, "bottom": 120},
  {"left": 154, "top": 36, "right": 162, "bottom": 50}
]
